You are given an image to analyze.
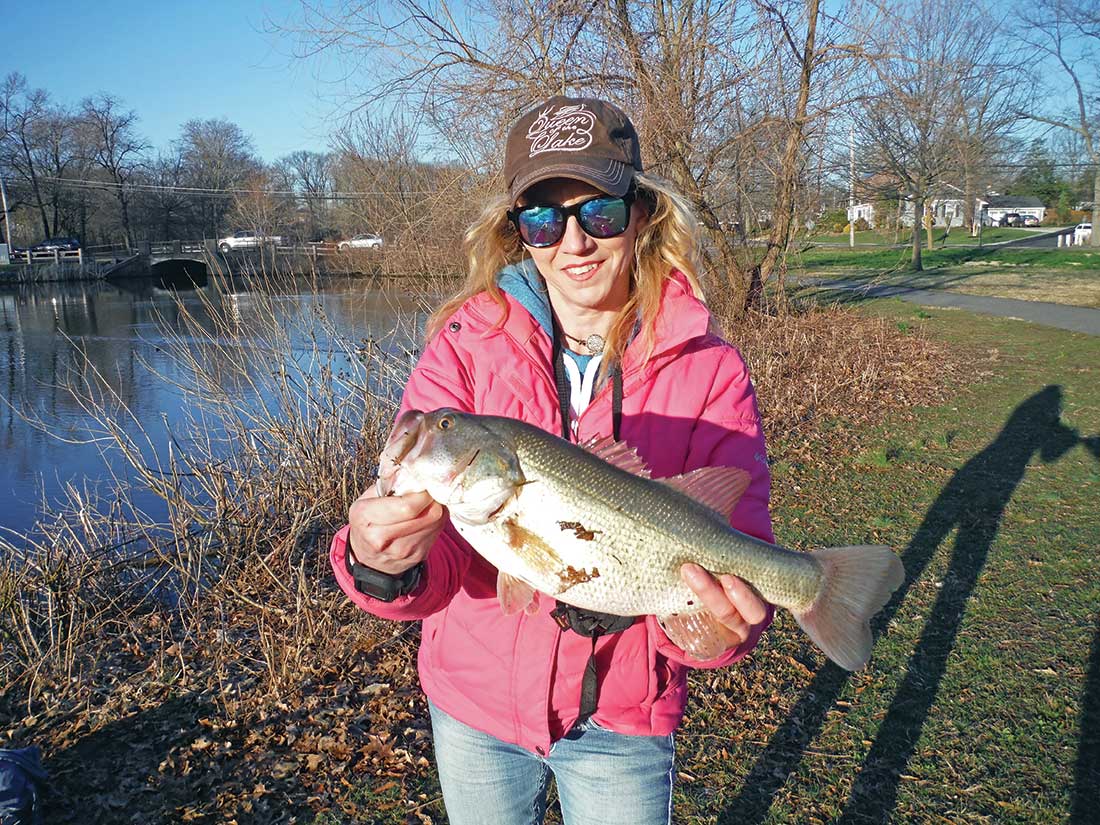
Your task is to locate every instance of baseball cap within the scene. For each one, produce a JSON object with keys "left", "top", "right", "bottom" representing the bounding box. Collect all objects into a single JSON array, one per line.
[{"left": 504, "top": 96, "right": 643, "bottom": 204}]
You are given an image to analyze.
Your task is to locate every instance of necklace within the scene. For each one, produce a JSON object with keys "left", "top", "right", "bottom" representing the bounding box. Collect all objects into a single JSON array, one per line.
[{"left": 561, "top": 330, "right": 605, "bottom": 355}]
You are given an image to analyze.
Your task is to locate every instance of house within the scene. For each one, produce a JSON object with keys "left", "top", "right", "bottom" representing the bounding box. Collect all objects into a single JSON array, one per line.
[
  {"left": 848, "top": 193, "right": 1047, "bottom": 228},
  {"left": 977, "top": 195, "right": 1046, "bottom": 226},
  {"left": 847, "top": 197, "right": 967, "bottom": 228}
]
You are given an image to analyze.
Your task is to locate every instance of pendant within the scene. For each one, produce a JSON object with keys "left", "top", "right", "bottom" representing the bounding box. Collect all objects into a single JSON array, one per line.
[{"left": 584, "top": 334, "right": 605, "bottom": 355}]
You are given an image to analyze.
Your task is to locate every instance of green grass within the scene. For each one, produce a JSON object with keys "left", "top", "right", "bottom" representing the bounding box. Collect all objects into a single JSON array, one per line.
[
  {"left": 807, "top": 227, "right": 1046, "bottom": 247},
  {"left": 313, "top": 300, "right": 1100, "bottom": 824},
  {"left": 796, "top": 244, "right": 1100, "bottom": 272},
  {"left": 670, "top": 299, "right": 1100, "bottom": 823}
]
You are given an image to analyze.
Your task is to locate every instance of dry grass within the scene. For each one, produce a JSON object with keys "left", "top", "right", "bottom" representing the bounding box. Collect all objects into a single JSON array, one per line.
[{"left": 0, "top": 273, "right": 969, "bottom": 823}]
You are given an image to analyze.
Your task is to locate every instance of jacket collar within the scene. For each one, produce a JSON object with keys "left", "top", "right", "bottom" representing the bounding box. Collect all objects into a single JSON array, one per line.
[{"left": 475, "top": 263, "right": 713, "bottom": 374}]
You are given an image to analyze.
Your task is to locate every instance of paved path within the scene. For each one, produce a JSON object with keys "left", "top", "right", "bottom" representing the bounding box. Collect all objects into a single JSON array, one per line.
[{"left": 800, "top": 278, "right": 1100, "bottom": 336}]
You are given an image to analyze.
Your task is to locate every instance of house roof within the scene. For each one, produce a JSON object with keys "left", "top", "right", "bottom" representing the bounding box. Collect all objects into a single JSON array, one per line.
[{"left": 983, "top": 195, "right": 1046, "bottom": 209}]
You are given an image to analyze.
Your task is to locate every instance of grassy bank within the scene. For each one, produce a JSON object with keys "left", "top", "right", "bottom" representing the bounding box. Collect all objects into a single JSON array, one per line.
[
  {"left": 675, "top": 298, "right": 1100, "bottom": 823},
  {"left": 795, "top": 244, "right": 1100, "bottom": 308},
  {"left": 1, "top": 277, "right": 1097, "bottom": 823},
  {"left": 807, "top": 226, "right": 1043, "bottom": 247}
]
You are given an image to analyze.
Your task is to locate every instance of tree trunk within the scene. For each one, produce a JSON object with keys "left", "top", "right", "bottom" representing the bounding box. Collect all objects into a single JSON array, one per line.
[
  {"left": 116, "top": 187, "right": 133, "bottom": 248},
  {"left": 1092, "top": 166, "right": 1099, "bottom": 248},
  {"left": 925, "top": 203, "right": 934, "bottom": 251},
  {"left": 911, "top": 194, "right": 924, "bottom": 270},
  {"left": 749, "top": 0, "right": 821, "bottom": 313},
  {"left": 964, "top": 169, "right": 977, "bottom": 237}
]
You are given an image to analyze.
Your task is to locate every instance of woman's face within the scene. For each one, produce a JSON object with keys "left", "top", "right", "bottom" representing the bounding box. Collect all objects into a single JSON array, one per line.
[{"left": 516, "top": 178, "right": 648, "bottom": 319}]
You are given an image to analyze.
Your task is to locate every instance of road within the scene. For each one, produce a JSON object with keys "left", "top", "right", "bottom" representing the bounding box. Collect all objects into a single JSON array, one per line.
[{"left": 799, "top": 277, "right": 1100, "bottom": 336}]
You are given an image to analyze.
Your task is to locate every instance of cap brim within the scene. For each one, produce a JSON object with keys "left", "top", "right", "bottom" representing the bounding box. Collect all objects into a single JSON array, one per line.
[{"left": 510, "top": 158, "right": 633, "bottom": 203}]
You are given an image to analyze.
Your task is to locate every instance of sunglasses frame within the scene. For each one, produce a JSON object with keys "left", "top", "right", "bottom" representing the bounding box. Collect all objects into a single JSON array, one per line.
[{"left": 508, "top": 187, "right": 637, "bottom": 248}]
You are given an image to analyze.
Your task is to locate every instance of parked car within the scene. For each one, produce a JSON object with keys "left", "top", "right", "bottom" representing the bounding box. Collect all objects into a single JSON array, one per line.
[
  {"left": 216, "top": 231, "right": 283, "bottom": 253},
  {"left": 998, "top": 213, "right": 1024, "bottom": 227},
  {"left": 31, "top": 236, "right": 81, "bottom": 252},
  {"left": 1022, "top": 215, "right": 1041, "bottom": 227},
  {"left": 337, "top": 233, "right": 384, "bottom": 251},
  {"left": 1074, "top": 222, "right": 1093, "bottom": 243}
]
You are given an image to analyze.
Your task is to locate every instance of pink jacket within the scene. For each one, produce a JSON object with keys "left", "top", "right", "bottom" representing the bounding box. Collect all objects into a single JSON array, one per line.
[{"left": 330, "top": 272, "right": 775, "bottom": 756}]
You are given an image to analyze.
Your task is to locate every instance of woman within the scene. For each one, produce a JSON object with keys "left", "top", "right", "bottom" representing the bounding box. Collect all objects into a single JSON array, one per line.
[{"left": 330, "top": 95, "right": 774, "bottom": 825}]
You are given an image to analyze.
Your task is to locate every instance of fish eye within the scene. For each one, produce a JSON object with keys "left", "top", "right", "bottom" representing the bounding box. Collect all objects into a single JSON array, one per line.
[{"left": 438, "top": 416, "right": 453, "bottom": 430}]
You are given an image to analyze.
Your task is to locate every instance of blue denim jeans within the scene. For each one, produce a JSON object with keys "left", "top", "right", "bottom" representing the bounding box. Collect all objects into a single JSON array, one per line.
[{"left": 428, "top": 702, "right": 675, "bottom": 825}]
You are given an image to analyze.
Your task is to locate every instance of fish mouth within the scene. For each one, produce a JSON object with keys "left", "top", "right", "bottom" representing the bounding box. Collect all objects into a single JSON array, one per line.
[{"left": 377, "top": 410, "right": 424, "bottom": 495}]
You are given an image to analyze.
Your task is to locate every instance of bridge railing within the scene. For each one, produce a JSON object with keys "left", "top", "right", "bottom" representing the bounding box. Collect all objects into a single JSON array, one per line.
[{"left": 8, "top": 248, "right": 84, "bottom": 264}]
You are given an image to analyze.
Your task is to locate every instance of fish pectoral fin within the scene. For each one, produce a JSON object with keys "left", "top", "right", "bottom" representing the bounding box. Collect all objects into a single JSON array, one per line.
[
  {"left": 497, "top": 572, "right": 540, "bottom": 616},
  {"left": 657, "top": 611, "right": 743, "bottom": 661},
  {"left": 659, "top": 466, "right": 751, "bottom": 518}
]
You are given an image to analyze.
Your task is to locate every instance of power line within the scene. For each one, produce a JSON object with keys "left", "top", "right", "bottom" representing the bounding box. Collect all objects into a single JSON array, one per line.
[{"left": 6, "top": 174, "right": 477, "bottom": 200}]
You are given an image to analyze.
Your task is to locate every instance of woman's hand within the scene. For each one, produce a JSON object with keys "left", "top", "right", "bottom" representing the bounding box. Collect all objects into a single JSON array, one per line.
[
  {"left": 680, "top": 562, "right": 769, "bottom": 651},
  {"left": 347, "top": 485, "right": 447, "bottom": 575}
]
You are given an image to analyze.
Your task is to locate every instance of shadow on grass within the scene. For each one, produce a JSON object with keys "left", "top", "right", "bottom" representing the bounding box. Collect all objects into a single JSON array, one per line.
[
  {"left": 720, "top": 385, "right": 1082, "bottom": 825},
  {"left": 1073, "top": 612, "right": 1100, "bottom": 824}
]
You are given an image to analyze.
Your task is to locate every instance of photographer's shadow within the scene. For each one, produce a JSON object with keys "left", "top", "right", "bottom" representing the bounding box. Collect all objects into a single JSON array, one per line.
[{"left": 721, "top": 384, "right": 1089, "bottom": 824}]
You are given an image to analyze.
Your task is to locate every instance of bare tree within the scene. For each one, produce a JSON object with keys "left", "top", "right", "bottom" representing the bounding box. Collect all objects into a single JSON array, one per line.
[
  {"left": 330, "top": 112, "right": 480, "bottom": 276},
  {"left": 228, "top": 168, "right": 296, "bottom": 237},
  {"left": 0, "top": 73, "right": 54, "bottom": 239},
  {"left": 141, "top": 149, "right": 191, "bottom": 240},
  {"left": 945, "top": 13, "right": 1031, "bottom": 236},
  {"left": 80, "top": 93, "right": 148, "bottom": 247},
  {"left": 854, "top": 0, "right": 990, "bottom": 270},
  {"left": 282, "top": 0, "right": 875, "bottom": 313},
  {"left": 1018, "top": 0, "right": 1100, "bottom": 245},
  {"left": 179, "top": 118, "right": 260, "bottom": 238},
  {"left": 276, "top": 149, "right": 334, "bottom": 240}
]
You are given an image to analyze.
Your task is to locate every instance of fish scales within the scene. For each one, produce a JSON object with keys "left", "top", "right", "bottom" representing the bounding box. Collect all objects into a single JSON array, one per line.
[
  {"left": 381, "top": 409, "right": 905, "bottom": 670},
  {"left": 476, "top": 423, "right": 825, "bottom": 616}
]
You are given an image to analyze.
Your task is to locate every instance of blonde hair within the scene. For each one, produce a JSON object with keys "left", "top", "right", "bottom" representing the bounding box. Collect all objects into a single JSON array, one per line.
[{"left": 426, "top": 172, "right": 706, "bottom": 372}]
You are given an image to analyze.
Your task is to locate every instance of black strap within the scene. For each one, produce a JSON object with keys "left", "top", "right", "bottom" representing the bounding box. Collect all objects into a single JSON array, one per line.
[{"left": 551, "top": 604, "right": 637, "bottom": 720}]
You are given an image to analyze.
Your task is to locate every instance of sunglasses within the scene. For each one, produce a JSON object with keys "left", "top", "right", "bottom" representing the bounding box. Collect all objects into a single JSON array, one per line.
[{"left": 508, "top": 190, "right": 636, "bottom": 248}]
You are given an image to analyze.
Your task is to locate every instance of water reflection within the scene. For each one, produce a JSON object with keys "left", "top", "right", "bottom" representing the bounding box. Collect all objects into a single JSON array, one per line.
[{"left": 0, "top": 275, "right": 424, "bottom": 541}]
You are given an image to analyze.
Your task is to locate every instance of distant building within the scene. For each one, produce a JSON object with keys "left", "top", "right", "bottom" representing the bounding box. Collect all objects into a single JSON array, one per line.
[
  {"left": 977, "top": 195, "right": 1046, "bottom": 225},
  {"left": 848, "top": 193, "right": 1047, "bottom": 228}
]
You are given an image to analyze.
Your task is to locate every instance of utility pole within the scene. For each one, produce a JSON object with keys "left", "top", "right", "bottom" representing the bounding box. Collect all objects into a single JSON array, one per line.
[
  {"left": 0, "top": 175, "right": 11, "bottom": 250},
  {"left": 849, "top": 126, "right": 856, "bottom": 248}
]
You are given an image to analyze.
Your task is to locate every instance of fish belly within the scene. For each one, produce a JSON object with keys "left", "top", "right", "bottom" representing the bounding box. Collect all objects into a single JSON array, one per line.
[{"left": 451, "top": 472, "right": 730, "bottom": 617}]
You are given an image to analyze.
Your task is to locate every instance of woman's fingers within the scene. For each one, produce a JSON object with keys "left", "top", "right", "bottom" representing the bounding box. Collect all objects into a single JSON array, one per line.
[
  {"left": 348, "top": 488, "right": 447, "bottom": 574},
  {"left": 680, "top": 563, "right": 767, "bottom": 647},
  {"left": 716, "top": 573, "right": 769, "bottom": 626}
]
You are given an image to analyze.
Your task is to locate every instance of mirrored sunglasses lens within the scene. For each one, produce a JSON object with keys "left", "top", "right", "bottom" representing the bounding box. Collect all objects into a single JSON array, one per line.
[
  {"left": 579, "top": 197, "right": 628, "bottom": 238},
  {"left": 518, "top": 207, "right": 564, "bottom": 246}
]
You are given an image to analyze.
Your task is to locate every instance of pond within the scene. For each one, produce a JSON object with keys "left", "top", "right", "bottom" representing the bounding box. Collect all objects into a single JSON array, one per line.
[{"left": 0, "top": 274, "right": 424, "bottom": 542}]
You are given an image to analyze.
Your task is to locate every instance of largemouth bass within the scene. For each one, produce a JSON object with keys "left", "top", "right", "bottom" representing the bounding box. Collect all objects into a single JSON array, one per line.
[{"left": 378, "top": 409, "right": 904, "bottom": 670}]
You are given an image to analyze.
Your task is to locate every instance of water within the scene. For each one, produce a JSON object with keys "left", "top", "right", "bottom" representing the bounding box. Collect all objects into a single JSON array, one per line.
[{"left": 0, "top": 273, "right": 424, "bottom": 542}]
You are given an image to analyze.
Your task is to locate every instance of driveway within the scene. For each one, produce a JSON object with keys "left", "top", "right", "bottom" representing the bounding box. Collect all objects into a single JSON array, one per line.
[{"left": 798, "top": 277, "right": 1100, "bottom": 336}]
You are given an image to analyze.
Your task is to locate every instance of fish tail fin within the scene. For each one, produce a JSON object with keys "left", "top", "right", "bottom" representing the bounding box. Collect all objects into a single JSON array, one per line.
[{"left": 792, "top": 545, "right": 904, "bottom": 671}]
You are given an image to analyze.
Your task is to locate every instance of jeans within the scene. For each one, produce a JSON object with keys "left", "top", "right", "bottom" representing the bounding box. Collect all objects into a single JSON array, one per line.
[{"left": 428, "top": 702, "right": 675, "bottom": 825}]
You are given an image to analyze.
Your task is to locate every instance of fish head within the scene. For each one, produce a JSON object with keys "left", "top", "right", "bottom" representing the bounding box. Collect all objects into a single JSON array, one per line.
[{"left": 377, "top": 409, "right": 525, "bottom": 524}]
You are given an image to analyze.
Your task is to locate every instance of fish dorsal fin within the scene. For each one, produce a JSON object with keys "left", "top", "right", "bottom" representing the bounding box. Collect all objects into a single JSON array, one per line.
[
  {"left": 581, "top": 436, "right": 652, "bottom": 478},
  {"left": 659, "top": 466, "right": 751, "bottom": 518}
]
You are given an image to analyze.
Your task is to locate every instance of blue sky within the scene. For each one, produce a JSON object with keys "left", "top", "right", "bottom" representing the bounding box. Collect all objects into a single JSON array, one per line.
[{"left": 2, "top": 0, "right": 339, "bottom": 161}]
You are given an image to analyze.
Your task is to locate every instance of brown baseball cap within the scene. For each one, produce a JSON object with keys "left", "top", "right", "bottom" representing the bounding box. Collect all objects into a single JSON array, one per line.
[{"left": 504, "top": 96, "right": 643, "bottom": 204}]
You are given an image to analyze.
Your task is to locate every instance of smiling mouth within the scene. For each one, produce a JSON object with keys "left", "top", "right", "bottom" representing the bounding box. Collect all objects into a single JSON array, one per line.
[{"left": 565, "top": 261, "right": 601, "bottom": 280}]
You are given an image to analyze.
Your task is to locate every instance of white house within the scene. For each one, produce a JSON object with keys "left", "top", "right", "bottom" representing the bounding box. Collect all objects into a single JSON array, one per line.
[
  {"left": 848, "top": 197, "right": 967, "bottom": 228},
  {"left": 977, "top": 195, "right": 1046, "bottom": 226},
  {"left": 848, "top": 194, "right": 1047, "bottom": 228}
]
